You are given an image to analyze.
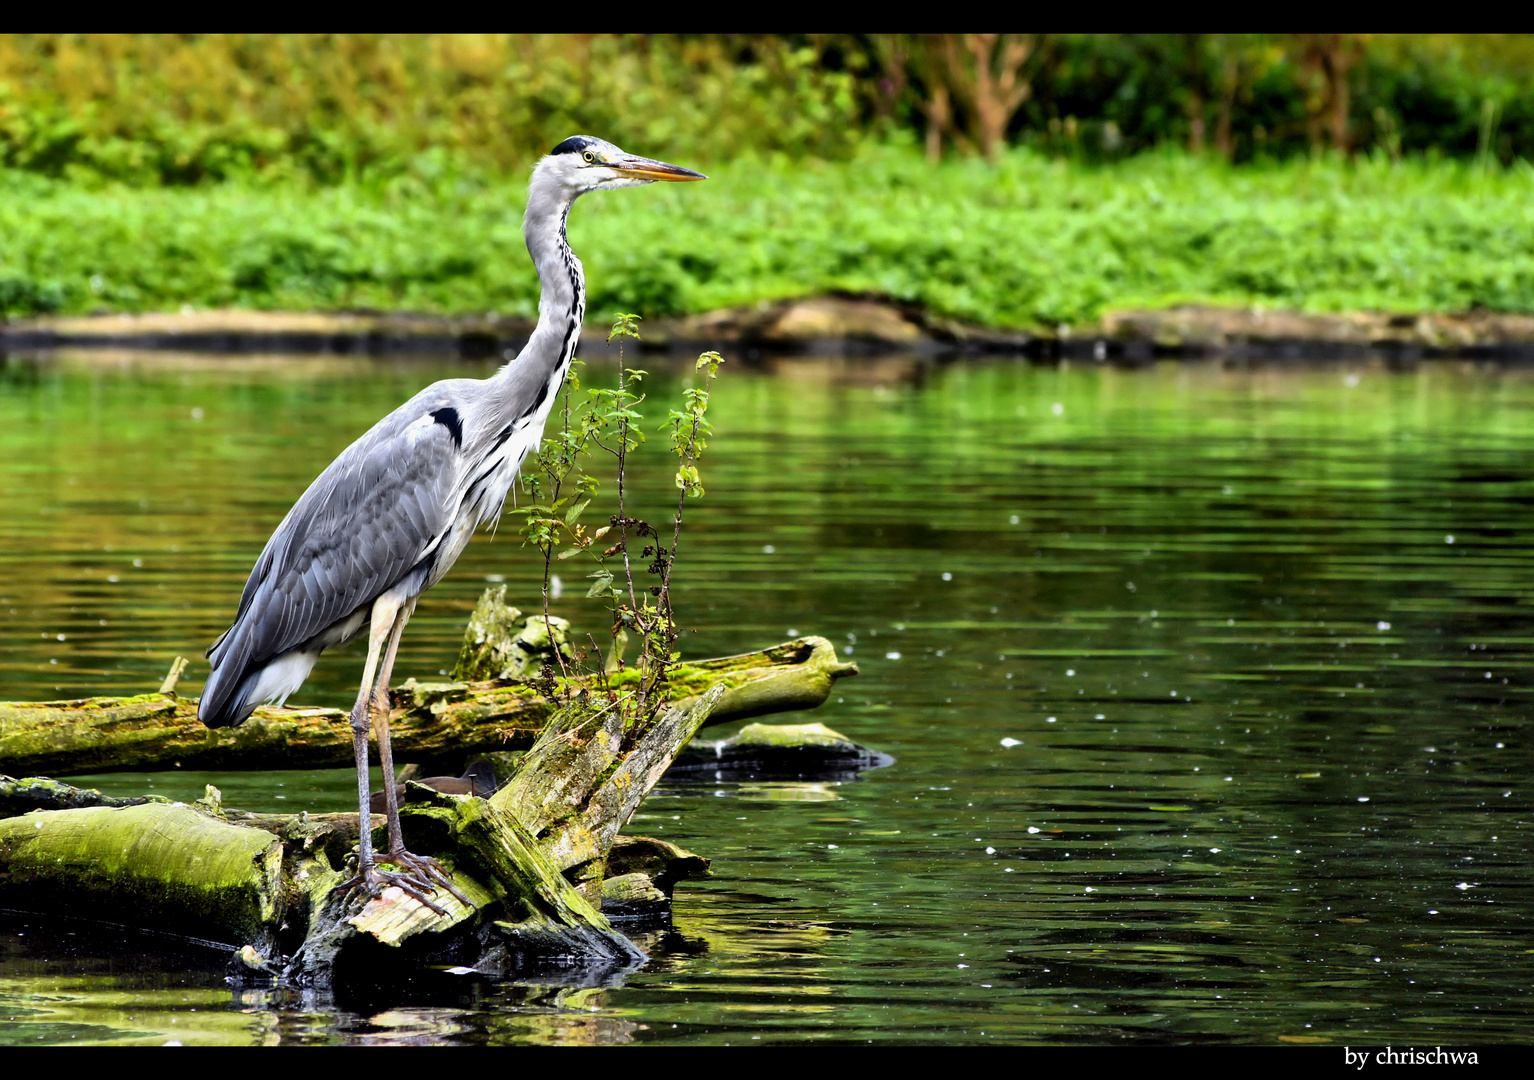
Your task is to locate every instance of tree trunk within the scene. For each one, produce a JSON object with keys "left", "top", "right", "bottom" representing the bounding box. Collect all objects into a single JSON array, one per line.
[
  {"left": 1326, "top": 41, "right": 1354, "bottom": 155},
  {"left": 1187, "top": 89, "right": 1206, "bottom": 154},
  {"left": 1293, "top": 33, "right": 1363, "bottom": 156},
  {"left": 1214, "top": 42, "right": 1240, "bottom": 161}
]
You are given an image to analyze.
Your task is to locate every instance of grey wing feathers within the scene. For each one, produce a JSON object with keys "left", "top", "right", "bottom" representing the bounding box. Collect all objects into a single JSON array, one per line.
[{"left": 201, "top": 405, "right": 463, "bottom": 726}]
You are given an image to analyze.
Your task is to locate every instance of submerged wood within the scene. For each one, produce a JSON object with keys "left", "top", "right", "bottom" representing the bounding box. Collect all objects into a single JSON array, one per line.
[
  {"left": 669, "top": 720, "right": 896, "bottom": 780},
  {"left": 0, "top": 773, "right": 171, "bottom": 816},
  {"left": 0, "top": 635, "right": 857, "bottom": 778}
]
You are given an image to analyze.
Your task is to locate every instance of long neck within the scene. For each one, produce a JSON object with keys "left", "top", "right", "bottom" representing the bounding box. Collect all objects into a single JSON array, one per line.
[
  {"left": 488, "top": 169, "right": 586, "bottom": 419},
  {"left": 524, "top": 187, "right": 586, "bottom": 373}
]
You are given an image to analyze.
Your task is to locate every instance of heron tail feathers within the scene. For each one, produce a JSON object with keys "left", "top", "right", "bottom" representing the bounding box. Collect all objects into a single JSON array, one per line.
[{"left": 199, "top": 641, "right": 319, "bottom": 729}]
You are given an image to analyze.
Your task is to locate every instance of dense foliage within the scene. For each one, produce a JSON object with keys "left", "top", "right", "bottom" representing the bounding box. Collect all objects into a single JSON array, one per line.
[
  {"left": 2, "top": 35, "right": 1533, "bottom": 185},
  {"left": 5, "top": 146, "right": 1533, "bottom": 327},
  {"left": 0, "top": 35, "right": 863, "bottom": 184}
]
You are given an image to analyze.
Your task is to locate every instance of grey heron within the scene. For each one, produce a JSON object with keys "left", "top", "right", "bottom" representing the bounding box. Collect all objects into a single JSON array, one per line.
[{"left": 198, "top": 136, "right": 705, "bottom": 910}]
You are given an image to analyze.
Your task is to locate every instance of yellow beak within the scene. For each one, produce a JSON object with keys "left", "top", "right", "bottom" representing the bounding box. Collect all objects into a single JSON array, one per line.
[{"left": 611, "top": 155, "right": 708, "bottom": 182}]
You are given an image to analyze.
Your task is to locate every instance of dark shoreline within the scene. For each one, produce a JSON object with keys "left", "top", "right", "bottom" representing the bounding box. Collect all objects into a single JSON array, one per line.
[{"left": 8, "top": 297, "right": 1534, "bottom": 361}]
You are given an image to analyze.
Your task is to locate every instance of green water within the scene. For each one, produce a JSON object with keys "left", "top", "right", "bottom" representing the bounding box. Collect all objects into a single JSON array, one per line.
[{"left": 0, "top": 349, "right": 1530, "bottom": 1045}]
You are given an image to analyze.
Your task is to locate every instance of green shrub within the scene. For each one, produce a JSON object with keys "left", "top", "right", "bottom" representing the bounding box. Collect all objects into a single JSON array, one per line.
[{"left": 4, "top": 146, "right": 1533, "bottom": 326}]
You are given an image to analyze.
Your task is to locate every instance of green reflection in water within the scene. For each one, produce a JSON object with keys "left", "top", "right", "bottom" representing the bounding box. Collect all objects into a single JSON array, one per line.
[{"left": 0, "top": 349, "right": 1530, "bottom": 1044}]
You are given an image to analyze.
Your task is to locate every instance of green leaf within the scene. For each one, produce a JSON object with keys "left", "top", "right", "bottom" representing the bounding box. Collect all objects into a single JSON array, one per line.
[
  {"left": 607, "top": 313, "right": 643, "bottom": 343},
  {"left": 564, "top": 498, "right": 590, "bottom": 524}
]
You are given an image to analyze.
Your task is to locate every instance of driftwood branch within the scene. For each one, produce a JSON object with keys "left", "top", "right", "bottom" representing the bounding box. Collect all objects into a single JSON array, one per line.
[{"left": 0, "top": 636, "right": 857, "bottom": 778}]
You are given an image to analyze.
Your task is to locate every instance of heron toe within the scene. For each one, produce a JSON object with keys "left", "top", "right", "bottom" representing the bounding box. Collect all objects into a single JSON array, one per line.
[
  {"left": 341, "top": 851, "right": 467, "bottom": 917},
  {"left": 385, "top": 848, "right": 472, "bottom": 909}
]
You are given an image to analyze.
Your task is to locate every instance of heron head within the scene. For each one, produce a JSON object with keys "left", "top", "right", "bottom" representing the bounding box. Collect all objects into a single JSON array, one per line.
[{"left": 540, "top": 136, "right": 707, "bottom": 194}]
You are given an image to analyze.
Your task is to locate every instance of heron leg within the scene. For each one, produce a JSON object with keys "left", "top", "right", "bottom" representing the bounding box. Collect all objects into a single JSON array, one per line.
[
  {"left": 369, "top": 595, "right": 414, "bottom": 857},
  {"left": 348, "top": 681, "right": 379, "bottom": 886},
  {"left": 370, "top": 599, "right": 471, "bottom": 909},
  {"left": 338, "top": 595, "right": 450, "bottom": 915}
]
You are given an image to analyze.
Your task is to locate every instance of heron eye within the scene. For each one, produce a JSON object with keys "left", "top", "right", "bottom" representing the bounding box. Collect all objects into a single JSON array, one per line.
[{"left": 582, "top": 150, "right": 595, "bottom": 163}]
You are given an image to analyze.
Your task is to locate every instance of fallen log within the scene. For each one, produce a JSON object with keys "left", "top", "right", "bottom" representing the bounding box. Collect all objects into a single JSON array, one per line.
[
  {"left": 0, "top": 799, "right": 287, "bottom": 951},
  {"left": 0, "top": 636, "right": 857, "bottom": 778},
  {"left": 0, "top": 685, "right": 729, "bottom": 983},
  {"left": 0, "top": 587, "right": 865, "bottom": 984}
]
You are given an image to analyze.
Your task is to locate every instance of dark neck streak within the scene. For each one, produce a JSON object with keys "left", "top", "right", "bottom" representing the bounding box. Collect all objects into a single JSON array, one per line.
[{"left": 556, "top": 204, "right": 585, "bottom": 379}]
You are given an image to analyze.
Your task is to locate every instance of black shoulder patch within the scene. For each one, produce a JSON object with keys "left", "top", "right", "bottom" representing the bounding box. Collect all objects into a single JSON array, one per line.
[
  {"left": 551, "top": 135, "right": 598, "bottom": 156},
  {"left": 431, "top": 407, "right": 464, "bottom": 448}
]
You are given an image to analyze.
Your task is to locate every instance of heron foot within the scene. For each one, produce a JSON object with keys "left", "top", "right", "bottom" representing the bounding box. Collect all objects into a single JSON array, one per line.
[
  {"left": 340, "top": 851, "right": 467, "bottom": 917},
  {"left": 385, "top": 847, "right": 473, "bottom": 910}
]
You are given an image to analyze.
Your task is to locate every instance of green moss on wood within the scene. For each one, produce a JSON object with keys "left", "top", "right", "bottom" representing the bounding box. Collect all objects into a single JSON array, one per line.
[
  {"left": 728, "top": 722, "right": 858, "bottom": 749},
  {"left": 0, "top": 802, "right": 284, "bottom": 945},
  {"left": 0, "top": 636, "right": 855, "bottom": 777},
  {"left": 1, "top": 773, "right": 170, "bottom": 818},
  {"left": 450, "top": 587, "right": 576, "bottom": 682}
]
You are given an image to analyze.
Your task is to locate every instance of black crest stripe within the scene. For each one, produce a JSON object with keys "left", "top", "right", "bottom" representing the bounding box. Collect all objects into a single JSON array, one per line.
[{"left": 550, "top": 135, "right": 598, "bottom": 156}]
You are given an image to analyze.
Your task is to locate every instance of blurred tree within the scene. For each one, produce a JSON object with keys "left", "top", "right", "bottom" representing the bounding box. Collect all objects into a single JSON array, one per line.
[
  {"left": 898, "top": 34, "right": 1048, "bottom": 160},
  {"left": 1291, "top": 33, "right": 1371, "bottom": 153},
  {"left": 0, "top": 33, "right": 869, "bottom": 182},
  {"left": 3, "top": 33, "right": 1534, "bottom": 181}
]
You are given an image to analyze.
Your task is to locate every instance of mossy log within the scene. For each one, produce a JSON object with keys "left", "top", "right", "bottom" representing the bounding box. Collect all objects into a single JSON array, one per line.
[
  {"left": 0, "top": 800, "right": 286, "bottom": 949},
  {"left": 0, "top": 635, "right": 857, "bottom": 778},
  {"left": 0, "top": 685, "right": 727, "bottom": 984},
  {"left": 0, "top": 594, "right": 861, "bottom": 983},
  {"left": 670, "top": 721, "right": 896, "bottom": 780}
]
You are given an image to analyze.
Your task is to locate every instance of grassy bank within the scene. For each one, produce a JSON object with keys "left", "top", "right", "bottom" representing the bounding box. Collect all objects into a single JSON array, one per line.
[{"left": 4, "top": 146, "right": 1534, "bottom": 330}]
